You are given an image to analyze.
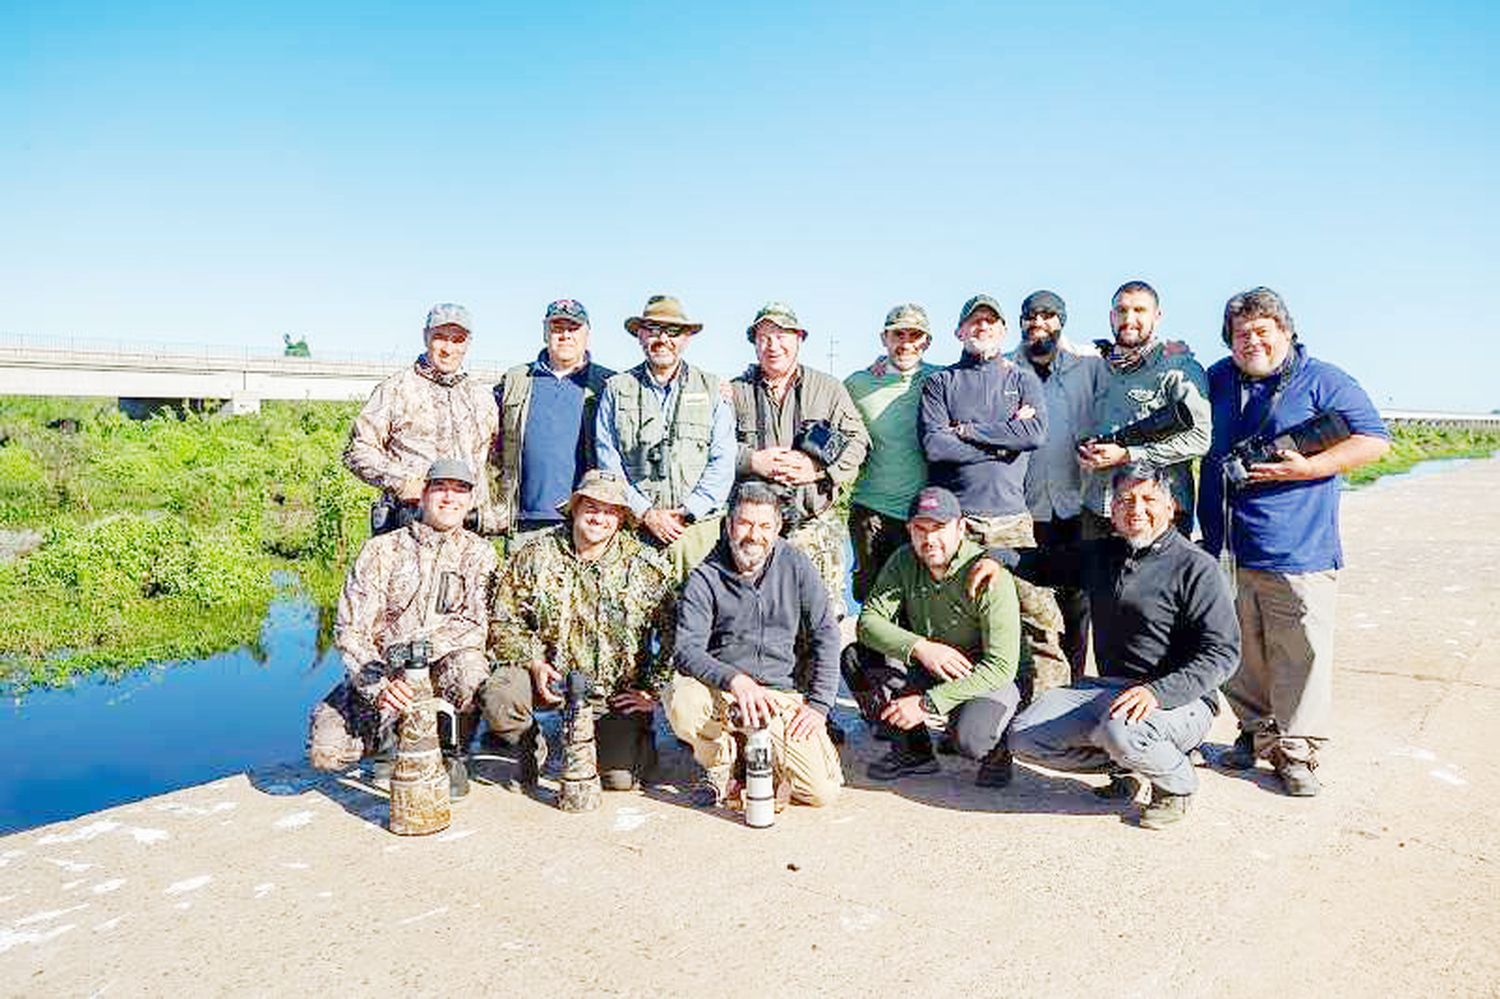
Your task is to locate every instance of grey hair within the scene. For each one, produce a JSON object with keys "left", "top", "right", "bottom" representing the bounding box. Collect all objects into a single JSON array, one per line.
[
  {"left": 1110, "top": 460, "right": 1173, "bottom": 495},
  {"left": 1221, "top": 286, "right": 1296, "bottom": 345}
]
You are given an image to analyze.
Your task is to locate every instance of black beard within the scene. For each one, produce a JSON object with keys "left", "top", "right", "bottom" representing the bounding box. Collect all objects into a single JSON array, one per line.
[{"left": 1025, "top": 339, "right": 1057, "bottom": 361}]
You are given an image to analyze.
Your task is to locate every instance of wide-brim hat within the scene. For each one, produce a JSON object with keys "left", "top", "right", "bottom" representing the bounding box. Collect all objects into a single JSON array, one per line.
[
  {"left": 624, "top": 294, "right": 703, "bottom": 335},
  {"left": 557, "top": 469, "right": 636, "bottom": 525}
]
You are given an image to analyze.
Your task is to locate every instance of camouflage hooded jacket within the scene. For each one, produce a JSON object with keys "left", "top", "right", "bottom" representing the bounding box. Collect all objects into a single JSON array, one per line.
[
  {"left": 336, "top": 519, "right": 498, "bottom": 701},
  {"left": 488, "top": 526, "right": 676, "bottom": 696},
  {"left": 343, "top": 357, "right": 502, "bottom": 532}
]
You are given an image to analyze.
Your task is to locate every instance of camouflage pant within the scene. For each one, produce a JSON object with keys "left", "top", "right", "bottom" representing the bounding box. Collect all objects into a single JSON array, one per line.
[
  {"left": 480, "top": 663, "right": 656, "bottom": 776},
  {"left": 786, "top": 507, "right": 849, "bottom": 620},
  {"left": 306, "top": 648, "right": 489, "bottom": 771},
  {"left": 964, "top": 512, "right": 1069, "bottom": 700}
]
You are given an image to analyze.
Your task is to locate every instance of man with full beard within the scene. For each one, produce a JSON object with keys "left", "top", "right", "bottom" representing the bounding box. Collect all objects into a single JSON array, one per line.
[{"left": 665, "top": 481, "right": 844, "bottom": 810}]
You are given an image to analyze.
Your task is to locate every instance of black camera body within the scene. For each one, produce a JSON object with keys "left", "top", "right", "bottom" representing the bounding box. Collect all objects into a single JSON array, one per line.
[
  {"left": 792, "top": 419, "right": 850, "bottom": 468},
  {"left": 1224, "top": 410, "right": 1351, "bottom": 487},
  {"left": 1081, "top": 399, "right": 1195, "bottom": 449}
]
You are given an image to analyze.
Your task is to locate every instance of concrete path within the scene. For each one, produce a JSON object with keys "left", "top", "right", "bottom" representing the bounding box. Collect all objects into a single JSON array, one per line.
[{"left": 3, "top": 460, "right": 1498, "bottom": 997}]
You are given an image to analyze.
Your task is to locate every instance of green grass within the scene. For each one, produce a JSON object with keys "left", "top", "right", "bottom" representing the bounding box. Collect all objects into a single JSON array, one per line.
[
  {"left": 1344, "top": 424, "right": 1500, "bottom": 486},
  {"left": 0, "top": 397, "right": 371, "bottom": 690}
]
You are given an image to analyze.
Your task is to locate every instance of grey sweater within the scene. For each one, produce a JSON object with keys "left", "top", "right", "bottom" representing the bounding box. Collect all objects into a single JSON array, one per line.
[{"left": 673, "top": 539, "right": 841, "bottom": 713}]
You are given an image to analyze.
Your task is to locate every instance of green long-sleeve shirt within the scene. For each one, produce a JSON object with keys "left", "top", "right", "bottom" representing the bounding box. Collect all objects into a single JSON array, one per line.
[{"left": 856, "top": 538, "right": 1021, "bottom": 716}]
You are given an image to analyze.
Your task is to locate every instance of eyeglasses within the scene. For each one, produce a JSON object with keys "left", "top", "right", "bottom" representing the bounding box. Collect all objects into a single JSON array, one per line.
[{"left": 639, "top": 323, "right": 690, "bottom": 339}]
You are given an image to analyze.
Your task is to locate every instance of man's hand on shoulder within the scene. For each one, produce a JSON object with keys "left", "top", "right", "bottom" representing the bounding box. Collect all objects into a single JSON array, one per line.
[
  {"left": 911, "top": 639, "right": 973, "bottom": 681},
  {"left": 967, "top": 553, "right": 1017, "bottom": 599}
]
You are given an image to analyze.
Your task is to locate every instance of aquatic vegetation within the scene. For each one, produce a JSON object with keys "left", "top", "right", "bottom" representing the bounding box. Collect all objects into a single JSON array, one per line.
[{"left": 1344, "top": 425, "right": 1500, "bottom": 486}]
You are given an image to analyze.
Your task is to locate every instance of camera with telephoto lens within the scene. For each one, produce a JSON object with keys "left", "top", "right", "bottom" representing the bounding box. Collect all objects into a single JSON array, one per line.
[
  {"left": 1080, "top": 399, "right": 1195, "bottom": 449},
  {"left": 1224, "top": 410, "right": 1351, "bottom": 488},
  {"left": 792, "top": 419, "right": 850, "bottom": 468}
]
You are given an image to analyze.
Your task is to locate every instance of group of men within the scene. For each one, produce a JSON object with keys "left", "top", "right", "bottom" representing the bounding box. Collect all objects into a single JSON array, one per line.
[{"left": 306, "top": 280, "right": 1389, "bottom": 829}]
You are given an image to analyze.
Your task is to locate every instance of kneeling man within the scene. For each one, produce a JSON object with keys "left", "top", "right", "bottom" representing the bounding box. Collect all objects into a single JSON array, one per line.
[
  {"left": 667, "top": 481, "right": 844, "bottom": 809},
  {"left": 998, "top": 462, "right": 1239, "bottom": 828},
  {"left": 842, "top": 486, "right": 1022, "bottom": 786},
  {"left": 484, "top": 470, "right": 677, "bottom": 790},
  {"left": 307, "top": 459, "right": 497, "bottom": 795}
]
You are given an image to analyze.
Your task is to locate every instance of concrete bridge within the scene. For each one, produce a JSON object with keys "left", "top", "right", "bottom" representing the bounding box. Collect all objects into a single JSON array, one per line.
[
  {"left": 1, "top": 457, "right": 1497, "bottom": 995},
  {"left": 0, "top": 337, "right": 508, "bottom": 414}
]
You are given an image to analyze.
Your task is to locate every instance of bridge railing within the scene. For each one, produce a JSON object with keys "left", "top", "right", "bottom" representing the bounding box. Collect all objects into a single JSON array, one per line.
[{"left": 1379, "top": 409, "right": 1500, "bottom": 431}]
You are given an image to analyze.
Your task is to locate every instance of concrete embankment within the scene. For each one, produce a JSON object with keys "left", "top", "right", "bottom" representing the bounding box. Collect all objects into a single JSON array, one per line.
[{"left": 2, "top": 460, "right": 1498, "bottom": 997}]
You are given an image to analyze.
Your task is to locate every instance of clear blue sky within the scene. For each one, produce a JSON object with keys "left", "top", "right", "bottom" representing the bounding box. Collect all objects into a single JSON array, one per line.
[{"left": 3, "top": 1, "right": 1497, "bottom": 409}]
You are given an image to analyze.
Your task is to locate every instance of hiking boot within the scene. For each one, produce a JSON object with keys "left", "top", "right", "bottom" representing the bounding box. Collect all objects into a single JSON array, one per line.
[
  {"left": 872, "top": 721, "right": 901, "bottom": 743},
  {"left": 445, "top": 754, "right": 470, "bottom": 800},
  {"left": 975, "top": 746, "right": 1013, "bottom": 788},
  {"left": 1092, "top": 770, "right": 1144, "bottom": 801},
  {"left": 1276, "top": 758, "right": 1321, "bottom": 797},
  {"left": 867, "top": 744, "right": 940, "bottom": 781},
  {"left": 690, "top": 764, "right": 732, "bottom": 808},
  {"left": 1222, "top": 731, "right": 1257, "bottom": 770},
  {"left": 935, "top": 732, "right": 959, "bottom": 756},
  {"left": 825, "top": 717, "right": 846, "bottom": 746},
  {"left": 1138, "top": 785, "right": 1192, "bottom": 829}
]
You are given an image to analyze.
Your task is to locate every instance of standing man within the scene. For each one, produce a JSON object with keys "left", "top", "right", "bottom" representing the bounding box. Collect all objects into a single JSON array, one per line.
[
  {"left": 844, "top": 303, "right": 941, "bottom": 604},
  {"left": 483, "top": 469, "right": 677, "bottom": 791},
  {"left": 666, "top": 482, "right": 845, "bottom": 809},
  {"left": 345, "top": 303, "right": 501, "bottom": 535},
  {"left": 306, "top": 459, "right": 497, "bottom": 797},
  {"left": 1077, "top": 281, "right": 1210, "bottom": 537},
  {"left": 492, "top": 299, "right": 615, "bottom": 553},
  {"left": 1198, "top": 287, "right": 1390, "bottom": 797},
  {"left": 920, "top": 294, "right": 1066, "bottom": 700},
  {"left": 998, "top": 462, "right": 1241, "bottom": 829},
  {"left": 732, "top": 301, "right": 870, "bottom": 618},
  {"left": 595, "top": 294, "right": 736, "bottom": 579},
  {"left": 1009, "top": 290, "right": 1103, "bottom": 680},
  {"left": 843, "top": 487, "right": 1022, "bottom": 786}
]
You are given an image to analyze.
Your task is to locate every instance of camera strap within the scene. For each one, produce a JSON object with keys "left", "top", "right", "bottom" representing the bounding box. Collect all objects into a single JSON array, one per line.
[{"left": 754, "top": 367, "right": 804, "bottom": 450}]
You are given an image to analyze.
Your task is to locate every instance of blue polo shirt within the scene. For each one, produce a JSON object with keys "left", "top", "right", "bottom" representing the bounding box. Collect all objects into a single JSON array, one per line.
[
  {"left": 518, "top": 358, "right": 589, "bottom": 524},
  {"left": 1197, "top": 345, "right": 1388, "bottom": 573}
]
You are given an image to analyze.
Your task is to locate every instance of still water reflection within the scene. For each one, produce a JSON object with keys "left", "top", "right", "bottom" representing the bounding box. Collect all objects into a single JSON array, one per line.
[{"left": 0, "top": 596, "right": 342, "bottom": 835}]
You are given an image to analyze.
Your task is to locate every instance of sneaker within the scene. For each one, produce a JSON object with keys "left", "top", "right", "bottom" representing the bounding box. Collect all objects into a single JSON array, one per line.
[
  {"left": 690, "top": 764, "right": 732, "bottom": 808},
  {"left": 974, "top": 746, "right": 1013, "bottom": 788},
  {"left": 1276, "top": 759, "right": 1321, "bottom": 797},
  {"left": 1138, "top": 785, "right": 1192, "bottom": 829},
  {"left": 1222, "top": 732, "right": 1257, "bottom": 770},
  {"left": 867, "top": 745, "right": 940, "bottom": 781},
  {"left": 1092, "top": 771, "right": 1143, "bottom": 800},
  {"left": 445, "top": 754, "right": 470, "bottom": 800}
]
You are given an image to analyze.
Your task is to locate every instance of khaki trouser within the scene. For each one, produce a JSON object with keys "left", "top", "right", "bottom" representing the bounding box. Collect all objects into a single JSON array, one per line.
[
  {"left": 662, "top": 515, "right": 725, "bottom": 585},
  {"left": 481, "top": 663, "right": 655, "bottom": 776},
  {"left": 1225, "top": 567, "right": 1338, "bottom": 765},
  {"left": 964, "top": 512, "right": 1069, "bottom": 700},
  {"left": 664, "top": 676, "right": 844, "bottom": 807}
]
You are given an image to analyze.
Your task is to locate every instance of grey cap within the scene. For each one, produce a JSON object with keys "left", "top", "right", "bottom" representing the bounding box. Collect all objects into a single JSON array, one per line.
[
  {"left": 425, "top": 458, "right": 476, "bottom": 486},
  {"left": 424, "top": 303, "right": 473, "bottom": 334},
  {"left": 958, "top": 294, "right": 1005, "bottom": 326}
]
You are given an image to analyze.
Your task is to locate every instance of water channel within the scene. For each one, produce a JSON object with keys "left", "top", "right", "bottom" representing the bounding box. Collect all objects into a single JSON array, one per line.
[{"left": 1, "top": 455, "right": 1487, "bottom": 835}]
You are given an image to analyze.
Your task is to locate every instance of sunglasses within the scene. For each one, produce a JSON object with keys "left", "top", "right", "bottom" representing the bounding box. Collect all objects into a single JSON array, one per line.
[{"left": 639, "top": 323, "right": 690, "bottom": 339}]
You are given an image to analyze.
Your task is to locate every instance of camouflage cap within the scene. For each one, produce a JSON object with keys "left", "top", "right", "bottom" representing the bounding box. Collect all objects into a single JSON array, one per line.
[
  {"left": 1021, "top": 290, "right": 1067, "bottom": 326},
  {"left": 544, "top": 299, "right": 589, "bottom": 326},
  {"left": 745, "top": 300, "right": 807, "bottom": 342},
  {"left": 624, "top": 295, "right": 703, "bottom": 335},
  {"left": 958, "top": 294, "right": 1005, "bottom": 327},
  {"left": 882, "top": 303, "right": 930, "bottom": 335},
  {"left": 426, "top": 458, "right": 476, "bottom": 486},
  {"left": 424, "top": 303, "right": 473, "bottom": 334},
  {"left": 557, "top": 469, "right": 635, "bottom": 523}
]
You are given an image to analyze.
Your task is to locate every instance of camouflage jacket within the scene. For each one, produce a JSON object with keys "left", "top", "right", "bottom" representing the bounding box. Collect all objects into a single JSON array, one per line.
[
  {"left": 489, "top": 526, "right": 676, "bottom": 696},
  {"left": 343, "top": 357, "right": 502, "bottom": 533},
  {"left": 336, "top": 520, "right": 498, "bottom": 701}
]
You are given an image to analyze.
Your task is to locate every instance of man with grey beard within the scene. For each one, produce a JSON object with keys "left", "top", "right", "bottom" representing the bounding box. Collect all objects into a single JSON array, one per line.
[{"left": 665, "top": 481, "right": 844, "bottom": 810}]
